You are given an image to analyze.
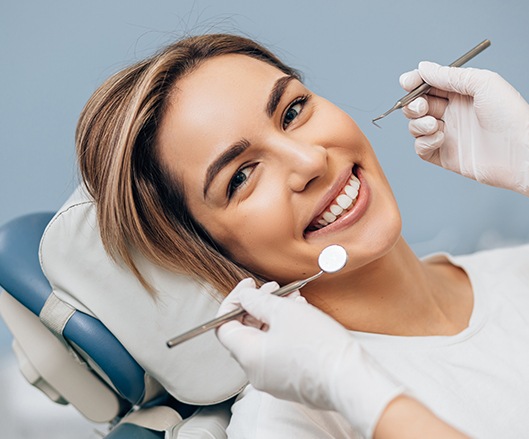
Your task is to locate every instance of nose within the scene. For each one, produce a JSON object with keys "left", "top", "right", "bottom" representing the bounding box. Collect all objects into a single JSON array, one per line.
[{"left": 272, "top": 137, "right": 328, "bottom": 192}]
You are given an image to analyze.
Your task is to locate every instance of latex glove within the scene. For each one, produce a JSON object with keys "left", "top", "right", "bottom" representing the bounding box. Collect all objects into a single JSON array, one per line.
[
  {"left": 400, "top": 61, "right": 529, "bottom": 195},
  {"left": 216, "top": 279, "right": 404, "bottom": 438}
]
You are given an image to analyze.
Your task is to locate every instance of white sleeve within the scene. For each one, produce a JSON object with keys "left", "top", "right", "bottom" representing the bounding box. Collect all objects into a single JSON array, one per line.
[{"left": 226, "top": 385, "right": 362, "bottom": 439}]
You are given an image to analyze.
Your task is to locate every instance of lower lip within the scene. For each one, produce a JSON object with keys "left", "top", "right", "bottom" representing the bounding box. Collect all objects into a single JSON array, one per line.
[{"left": 304, "top": 167, "right": 370, "bottom": 239}]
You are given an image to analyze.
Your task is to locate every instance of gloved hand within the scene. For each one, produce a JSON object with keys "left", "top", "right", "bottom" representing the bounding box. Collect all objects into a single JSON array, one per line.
[
  {"left": 216, "top": 279, "right": 404, "bottom": 438},
  {"left": 400, "top": 61, "right": 529, "bottom": 195}
]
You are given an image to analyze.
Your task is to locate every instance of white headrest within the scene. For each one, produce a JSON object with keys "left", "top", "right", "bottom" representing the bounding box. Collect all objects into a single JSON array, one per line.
[{"left": 40, "top": 185, "right": 246, "bottom": 405}]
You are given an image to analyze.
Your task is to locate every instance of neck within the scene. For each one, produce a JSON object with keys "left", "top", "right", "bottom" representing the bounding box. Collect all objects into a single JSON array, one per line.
[{"left": 302, "top": 237, "right": 472, "bottom": 336}]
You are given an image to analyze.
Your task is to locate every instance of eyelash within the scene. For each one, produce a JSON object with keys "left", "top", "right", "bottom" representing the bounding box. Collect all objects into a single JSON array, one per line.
[
  {"left": 282, "top": 94, "right": 311, "bottom": 129},
  {"left": 227, "top": 94, "right": 312, "bottom": 200},
  {"left": 227, "top": 164, "right": 255, "bottom": 199}
]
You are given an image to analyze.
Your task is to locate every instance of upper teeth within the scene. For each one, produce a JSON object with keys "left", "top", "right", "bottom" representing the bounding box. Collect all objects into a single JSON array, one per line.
[{"left": 314, "top": 174, "right": 360, "bottom": 229}]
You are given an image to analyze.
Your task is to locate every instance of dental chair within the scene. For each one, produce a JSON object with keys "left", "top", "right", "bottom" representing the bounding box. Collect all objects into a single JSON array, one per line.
[{"left": 0, "top": 186, "right": 247, "bottom": 438}]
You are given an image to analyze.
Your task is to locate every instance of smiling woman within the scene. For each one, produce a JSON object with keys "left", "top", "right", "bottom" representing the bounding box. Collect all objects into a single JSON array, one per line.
[
  {"left": 155, "top": 52, "right": 401, "bottom": 287},
  {"left": 77, "top": 34, "right": 301, "bottom": 295},
  {"left": 76, "top": 33, "right": 529, "bottom": 439}
]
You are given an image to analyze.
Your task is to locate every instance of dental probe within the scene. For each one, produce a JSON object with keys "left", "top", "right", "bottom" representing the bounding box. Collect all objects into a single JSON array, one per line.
[
  {"left": 166, "top": 244, "right": 348, "bottom": 348},
  {"left": 372, "top": 39, "right": 491, "bottom": 126}
]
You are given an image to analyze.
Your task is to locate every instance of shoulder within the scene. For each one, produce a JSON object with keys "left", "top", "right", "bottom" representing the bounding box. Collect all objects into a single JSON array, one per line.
[
  {"left": 451, "top": 243, "right": 529, "bottom": 300},
  {"left": 226, "top": 385, "right": 359, "bottom": 439},
  {"left": 424, "top": 243, "right": 529, "bottom": 282},
  {"left": 453, "top": 242, "right": 529, "bottom": 274}
]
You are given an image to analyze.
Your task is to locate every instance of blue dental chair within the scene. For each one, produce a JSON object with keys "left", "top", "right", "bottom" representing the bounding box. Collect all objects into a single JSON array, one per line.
[
  {"left": 0, "top": 186, "right": 247, "bottom": 438},
  {"left": 0, "top": 212, "right": 174, "bottom": 437}
]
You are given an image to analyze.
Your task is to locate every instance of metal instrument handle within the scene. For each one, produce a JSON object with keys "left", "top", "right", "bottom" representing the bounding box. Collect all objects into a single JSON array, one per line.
[{"left": 166, "top": 271, "right": 322, "bottom": 348}]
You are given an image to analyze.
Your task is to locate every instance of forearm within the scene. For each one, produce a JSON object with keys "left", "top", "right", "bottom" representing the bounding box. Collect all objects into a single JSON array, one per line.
[
  {"left": 217, "top": 287, "right": 470, "bottom": 438},
  {"left": 373, "top": 395, "right": 469, "bottom": 439}
]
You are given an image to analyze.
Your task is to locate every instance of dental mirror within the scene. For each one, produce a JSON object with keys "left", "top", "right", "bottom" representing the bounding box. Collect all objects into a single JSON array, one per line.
[
  {"left": 166, "top": 244, "right": 348, "bottom": 348},
  {"left": 318, "top": 244, "right": 348, "bottom": 274}
]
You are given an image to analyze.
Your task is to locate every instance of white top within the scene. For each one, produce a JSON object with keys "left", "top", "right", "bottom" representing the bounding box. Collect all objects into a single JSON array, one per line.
[{"left": 226, "top": 244, "right": 529, "bottom": 438}]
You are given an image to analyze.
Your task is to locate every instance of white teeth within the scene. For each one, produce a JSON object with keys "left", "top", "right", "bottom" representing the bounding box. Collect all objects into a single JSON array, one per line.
[
  {"left": 349, "top": 175, "right": 360, "bottom": 190},
  {"left": 345, "top": 185, "right": 358, "bottom": 199},
  {"left": 336, "top": 194, "right": 353, "bottom": 209},
  {"left": 330, "top": 204, "right": 343, "bottom": 216},
  {"left": 311, "top": 172, "right": 361, "bottom": 229},
  {"left": 322, "top": 211, "right": 337, "bottom": 223}
]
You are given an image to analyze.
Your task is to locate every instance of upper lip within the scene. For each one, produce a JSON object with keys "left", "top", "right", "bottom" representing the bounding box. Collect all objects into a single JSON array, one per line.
[{"left": 304, "top": 166, "right": 355, "bottom": 232}]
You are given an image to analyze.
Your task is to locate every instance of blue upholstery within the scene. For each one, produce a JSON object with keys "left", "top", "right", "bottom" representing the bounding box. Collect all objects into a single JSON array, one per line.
[
  {"left": 63, "top": 309, "right": 146, "bottom": 403},
  {"left": 0, "top": 213, "right": 54, "bottom": 315},
  {"left": 0, "top": 213, "right": 147, "bottom": 404},
  {"left": 105, "top": 423, "right": 164, "bottom": 439}
]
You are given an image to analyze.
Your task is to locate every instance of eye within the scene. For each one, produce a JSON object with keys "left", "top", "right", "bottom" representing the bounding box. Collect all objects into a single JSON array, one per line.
[
  {"left": 282, "top": 95, "right": 310, "bottom": 129},
  {"left": 283, "top": 103, "right": 302, "bottom": 129},
  {"left": 228, "top": 165, "right": 254, "bottom": 198}
]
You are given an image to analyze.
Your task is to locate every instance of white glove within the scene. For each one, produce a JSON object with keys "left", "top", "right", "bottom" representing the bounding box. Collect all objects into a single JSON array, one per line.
[
  {"left": 216, "top": 279, "right": 404, "bottom": 438},
  {"left": 400, "top": 61, "right": 529, "bottom": 195}
]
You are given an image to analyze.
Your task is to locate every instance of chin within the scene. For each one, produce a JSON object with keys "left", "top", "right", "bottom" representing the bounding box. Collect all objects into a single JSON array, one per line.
[{"left": 342, "top": 204, "right": 402, "bottom": 271}]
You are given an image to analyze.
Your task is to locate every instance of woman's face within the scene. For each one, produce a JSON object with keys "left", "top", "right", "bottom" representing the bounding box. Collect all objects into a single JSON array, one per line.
[{"left": 158, "top": 54, "right": 401, "bottom": 284}]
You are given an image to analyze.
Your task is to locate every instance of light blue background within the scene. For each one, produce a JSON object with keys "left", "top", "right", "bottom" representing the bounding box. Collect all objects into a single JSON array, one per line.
[
  {"left": 2, "top": 1, "right": 529, "bottom": 257},
  {"left": 2, "top": 1, "right": 529, "bottom": 255},
  {"left": 1, "top": 1, "right": 528, "bottom": 435}
]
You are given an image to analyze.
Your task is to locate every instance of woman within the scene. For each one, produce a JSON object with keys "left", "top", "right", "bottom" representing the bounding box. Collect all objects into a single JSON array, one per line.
[
  {"left": 76, "top": 33, "right": 529, "bottom": 438},
  {"left": 216, "top": 58, "right": 529, "bottom": 438}
]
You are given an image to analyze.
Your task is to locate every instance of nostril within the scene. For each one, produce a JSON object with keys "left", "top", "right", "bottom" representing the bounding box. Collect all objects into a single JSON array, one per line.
[
  {"left": 305, "top": 175, "right": 319, "bottom": 191},
  {"left": 285, "top": 143, "right": 327, "bottom": 192},
  {"left": 289, "top": 171, "right": 322, "bottom": 193}
]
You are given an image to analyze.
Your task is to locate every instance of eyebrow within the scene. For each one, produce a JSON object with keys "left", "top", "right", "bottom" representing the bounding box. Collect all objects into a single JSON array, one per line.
[
  {"left": 266, "top": 75, "right": 296, "bottom": 117},
  {"left": 203, "top": 75, "right": 296, "bottom": 200},
  {"left": 203, "top": 138, "right": 251, "bottom": 199}
]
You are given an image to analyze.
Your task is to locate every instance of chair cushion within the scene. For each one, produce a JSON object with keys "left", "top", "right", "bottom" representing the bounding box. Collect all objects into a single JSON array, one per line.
[
  {"left": 0, "top": 213, "right": 55, "bottom": 314},
  {"left": 40, "top": 186, "right": 247, "bottom": 405},
  {"left": 0, "top": 212, "right": 146, "bottom": 405}
]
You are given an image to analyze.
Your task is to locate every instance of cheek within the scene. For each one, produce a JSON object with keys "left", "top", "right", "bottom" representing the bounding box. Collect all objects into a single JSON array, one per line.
[
  {"left": 216, "top": 207, "right": 289, "bottom": 255},
  {"left": 201, "top": 200, "right": 297, "bottom": 278}
]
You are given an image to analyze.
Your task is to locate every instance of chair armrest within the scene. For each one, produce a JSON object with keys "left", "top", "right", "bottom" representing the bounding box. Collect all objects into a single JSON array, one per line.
[{"left": 0, "top": 212, "right": 55, "bottom": 314}]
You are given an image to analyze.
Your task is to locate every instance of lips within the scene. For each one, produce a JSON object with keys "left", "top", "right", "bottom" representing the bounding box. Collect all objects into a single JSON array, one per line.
[{"left": 305, "top": 167, "right": 361, "bottom": 232}]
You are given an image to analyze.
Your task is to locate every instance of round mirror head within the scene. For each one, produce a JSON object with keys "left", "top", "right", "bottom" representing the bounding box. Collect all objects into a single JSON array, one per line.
[{"left": 318, "top": 245, "right": 348, "bottom": 273}]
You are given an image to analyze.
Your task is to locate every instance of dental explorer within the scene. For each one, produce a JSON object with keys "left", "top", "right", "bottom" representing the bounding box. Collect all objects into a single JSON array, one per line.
[
  {"left": 166, "top": 244, "right": 348, "bottom": 348},
  {"left": 372, "top": 39, "right": 491, "bottom": 126}
]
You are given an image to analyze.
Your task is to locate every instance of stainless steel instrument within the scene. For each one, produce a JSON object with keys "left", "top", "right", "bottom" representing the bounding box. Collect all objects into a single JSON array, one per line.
[
  {"left": 166, "top": 244, "right": 348, "bottom": 348},
  {"left": 372, "top": 39, "right": 491, "bottom": 126}
]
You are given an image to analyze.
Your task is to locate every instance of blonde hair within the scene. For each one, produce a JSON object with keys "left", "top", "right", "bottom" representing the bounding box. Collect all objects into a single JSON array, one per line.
[{"left": 76, "top": 34, "right": 300, "bottom": 295}]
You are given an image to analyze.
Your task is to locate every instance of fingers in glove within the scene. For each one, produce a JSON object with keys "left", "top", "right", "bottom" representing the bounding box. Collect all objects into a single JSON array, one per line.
[
  {"left": 399, "top": 69, "right": 422, "bottom": 92},
  {"left": 216, "top": 278, "right": 257, "bottom": 316},
  {"left": 285, "top": 289, "right": 301, "bottom": 300},
  {"left": 402, "top": 97, "right": 428, "bottom": 119},
  {"left": 216, "top": 319, "right": 262, "bottom": 361},
  {"left": 228, "top": 281, "right": 278, "bottom": 328},
  {"left": 241, "top": 312, "right": 266, "bottom": 330},
  {"left": 408, "top": 115, "right": 440, "bottom": 137},
  {"left": 418, "top": 61, "right": 484, "bottom": 97},
  {"left": 236, "top": 287, "right": 285, "bottom": 325},
  {"left": 295, "top": 294, "right": 308, "bottom": 304},
  {"left": 400, "top": 67, "right": 449, "bottom": 100},
  {"left": 403, "top": 95, "right": 448, "bottom": 122},
  {"left": 424, "top": 87, "right": 450, "bottom": 100},
  {"left": 414, "top": 131, "right": 444, "bottom": 165},
  {"left": 423, "top": 95, "right": 448, "bottom": 120},
  {"left": 283, "top": 289, "right": 307, "bottom": 304},
  {"left": 259, "top": 281, "right": 280, "bottom": 294}
]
